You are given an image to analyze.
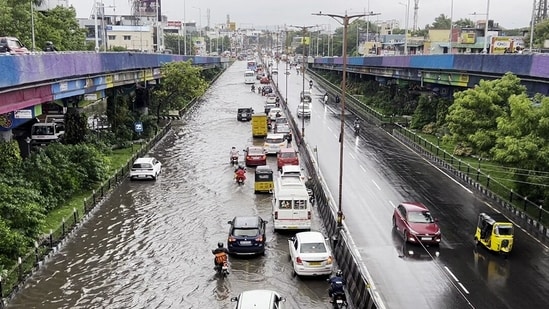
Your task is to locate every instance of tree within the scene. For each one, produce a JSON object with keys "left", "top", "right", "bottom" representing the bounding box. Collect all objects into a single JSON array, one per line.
[
  {"left": 431, "top": 14, "right": 451, "bottom": 29},
  {"left": 446, "top": 73, "right": 526, "bottom": 156},
  {"left": 454, "top": 18, "right": 475, "bottom": 29},
  {"left": 152, "top": 61, "right": 208, "bottom": 123},
  {"left": 530, "top": 19, "right": 549, "bottom": 48},
  {"left": 35, "top": 6, "right": 87, "bottom": 51},
  {"left": 64, "top": 108, "right": 88, "bottom": 145}
]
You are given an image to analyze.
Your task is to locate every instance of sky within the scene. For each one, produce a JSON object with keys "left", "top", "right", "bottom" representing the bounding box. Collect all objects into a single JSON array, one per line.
[{"left": 69, "top": 0, "right": 533, "bottom": 31}]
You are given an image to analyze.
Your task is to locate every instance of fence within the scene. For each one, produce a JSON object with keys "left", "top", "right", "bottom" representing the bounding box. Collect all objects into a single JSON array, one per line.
[{"left": 0, "top": 123, "right": 172, "bottom": 307}]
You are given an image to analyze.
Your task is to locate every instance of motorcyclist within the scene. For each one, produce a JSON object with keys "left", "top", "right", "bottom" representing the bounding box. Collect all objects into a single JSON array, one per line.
[
  {"left": 212, "top": 242, "right": 229, "bottom": 268},
  {"left": 234, "top": 164, "right": 246, "bottom": 181},
  {"left": 229, "top": 147, "right": 239, "bottom": 162},
  {"left": 251, "top": 84, "right": 255, "bottom": 92},
  {"left": 323, "top": 93, "right": 329, "bottom": 104},
  {"left": 353, "top": 117, "right": 360, "bottom": 129},
  {"left": 309, "top": 80, "right": 313, "bottom": 89},
  {"left": 328, "top": 270, "right": 346, "bottom": 302},
  {"left": 43, "top": 41, "right": 58, "bottom": 52}
]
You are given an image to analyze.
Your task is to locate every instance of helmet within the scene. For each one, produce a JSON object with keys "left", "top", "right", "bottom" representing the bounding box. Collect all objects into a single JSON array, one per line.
[
  {"left": 232, "top": 146, "right": 236, "bottom": 149},
  {"left": 238, "top": 164, "right": 244, "bottom": 170},
  {"left": 217, "top": 242, "right": 224, "bottom": 248},
  {"left": 336, "top": 270, "right": 343, "bottom": 277},
  {"left": 46, "top": 41, "right": 53, "bottom": 46}
]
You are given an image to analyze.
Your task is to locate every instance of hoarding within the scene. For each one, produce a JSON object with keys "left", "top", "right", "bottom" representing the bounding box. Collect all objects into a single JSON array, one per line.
[{"left": 136, "top": 0, "right": 161, "bottom": 20}]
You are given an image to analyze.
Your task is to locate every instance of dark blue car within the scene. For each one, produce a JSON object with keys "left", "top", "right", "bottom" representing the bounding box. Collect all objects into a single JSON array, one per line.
[{"left": 227, "top": 216, "right": 267, "bottom": 256}]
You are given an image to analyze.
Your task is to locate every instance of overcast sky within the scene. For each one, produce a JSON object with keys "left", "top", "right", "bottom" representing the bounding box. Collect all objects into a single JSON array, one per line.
[{"left": 71, "top": 0, "right": 532, "bottom": 31}]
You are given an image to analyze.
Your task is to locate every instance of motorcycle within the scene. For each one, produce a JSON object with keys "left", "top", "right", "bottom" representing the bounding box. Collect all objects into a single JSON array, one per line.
[
  {"left": 307, "top": 188, "right": 315, "bottom": 205},
  {"left": 230, "top": 155, "right": 239, "bottom": 165},
  {"left": 353, "top": 123, "right": 360, "bottom": 135},
  {"left": 331, "top": 292, "right": 348, "bottom": 308},
  {"left": 251, "top": 85, "right": 255, "bottom": 93},
  {"left": 215, "top": 261, "right": 230, "bottom": 277},
  {"left": 235, "top": 173, "right": 246, "bottom": 185}
]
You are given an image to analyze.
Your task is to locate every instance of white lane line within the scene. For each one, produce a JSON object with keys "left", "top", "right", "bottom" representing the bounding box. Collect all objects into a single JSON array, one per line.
[
  {"left": 444, "top": 266, "right": 459, "bottom": 282},
  {"left": 327, "top": 126, "right": 333, "bottom": 133},
  {"left": 371, "top": 179, "right": 381, "bottom": 191},
  {"left": 458, "top": 283, "right": 470, "bottom": 294},
  {"left": 349, "top": 153, "right": 356, "bottom": 160},
  {"left": 389, "top": 200, "right": 396, "bottom": 208},
  {"left": 359, "top": 165, "right": 366, "bottom": 172}
]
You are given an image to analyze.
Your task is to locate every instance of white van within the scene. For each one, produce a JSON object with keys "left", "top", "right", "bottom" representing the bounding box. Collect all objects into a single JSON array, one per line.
[
  {"left": 231, "top": 289, "right": 286, "bottom": 309},
  {"left": 244, "top": 70, "right": 256, "bottom": 84},
  {"left": 272, "top": 176, "right": 311, "bottom": 231}
]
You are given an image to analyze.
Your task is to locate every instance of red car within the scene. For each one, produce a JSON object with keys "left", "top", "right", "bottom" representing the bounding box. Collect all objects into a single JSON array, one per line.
[
  {"left": 392, "top": 202, "right": 441, "bottom": 245},
  {"left": 260, "top": 76, "right": 270, "bottom": 84},
  {"left": 277, "top": 148, "right": 299, "bottom": 170},
  {"left": 244, "top": 146, "right": 267, "bottom": 167}
]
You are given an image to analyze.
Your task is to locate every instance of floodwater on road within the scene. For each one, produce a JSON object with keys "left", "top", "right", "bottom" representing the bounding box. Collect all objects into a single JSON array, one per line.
[{"left": 7, "top": 61, "right": 334, "bottom": 309}]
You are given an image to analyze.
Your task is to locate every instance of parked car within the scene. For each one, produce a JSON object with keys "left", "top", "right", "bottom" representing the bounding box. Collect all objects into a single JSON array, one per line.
[
  {"left": 227, "top": 216, "right": 267, "bottom": 256},
  {"left": 260, "top": 76, "right": 270, "bottom": 84},
  {"left": 264, "top": 133, "right": 287, "bottom": 155},
  {"left": 392, "top": 202, "right": 441, "bottom": 245},
  {"left": 237, "top": 107, "right": 254, "bottom": 121},
  {"left": 0, "top": 37, "right": 30, "bottom": 55},
  {"left": 297, "top": 103, "right": 312, "bottom": 118},
  {"left": 261, "top": 85, "right": 273, "bottom": 94},
  {"left": 231, "top": 289, "right": 286, "bottom": 309},
  {"left": 129, "top": 157, "right": 162, "bottom": 180},
  {"left": 288, "top": 231, "right": 333, "bottom": 277},
  {"left": 277, "top": 147, "right": 299, "bottom": 170},
  {"left": 244, "top": 146, "right": 267, "bottom": 166}
]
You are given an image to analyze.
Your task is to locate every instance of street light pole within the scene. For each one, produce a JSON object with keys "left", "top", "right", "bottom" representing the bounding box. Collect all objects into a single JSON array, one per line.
[
  {"left": 482, "top": 0, "right": 491, "bottom": 53},
  {"left": 449, "top": 0, "right": 454, "bottom": 54},
  {"left": 313, "top": 10, "right": 379, "bottom": 230},
  {"left": 30, "top": 1, "right": 35, "bottom": 52},
  {"left": 399, "top": 1, "right": 410, "bottom": 55}
]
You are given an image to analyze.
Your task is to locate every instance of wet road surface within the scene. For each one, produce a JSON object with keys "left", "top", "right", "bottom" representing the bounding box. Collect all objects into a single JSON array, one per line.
[
  {"left": 8, "top": 62, "right": 338, "bottom": 308},
  {"left": 277, "top": 64, "right": 549, "bottom": 309}
]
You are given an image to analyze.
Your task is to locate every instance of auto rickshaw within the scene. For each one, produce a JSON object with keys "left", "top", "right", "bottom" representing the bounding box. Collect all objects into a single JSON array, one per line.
[
  {"left": 254, "top": 165, "right": 274, "bottom": 194},
  {"left": 474, "top": 212, "right": 514, "bottom": 257}
]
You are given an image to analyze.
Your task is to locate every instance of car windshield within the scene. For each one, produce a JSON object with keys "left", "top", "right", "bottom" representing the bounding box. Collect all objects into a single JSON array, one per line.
[
  {"left": 280, "top": 152, "right": 297, "bottom": 158},
  {"left": 233, "top": 228, "right": 259, "bottom": 237},
  {"left": 248, "top": 148, "right": 263, "bottom": 155},
  {"left": 408, "top": 211, "right": 434, "bottom": 223},
  {"left": 266, "top": 137, "right": 284, "bottom": 143},
  {"left": 133, "top": 163, "right": 152, "bottom": 169},
  {"left": 495, "top": 225, "right": 513, "bottom": 236},
  {"left": 300, "top": 242, "right": 327, "bottom": 253},
  {"left": 276, "top": 118, "right": 287, "bottom": 124}
]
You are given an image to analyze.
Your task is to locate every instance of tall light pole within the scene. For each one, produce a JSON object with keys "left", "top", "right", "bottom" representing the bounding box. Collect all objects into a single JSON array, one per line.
[
  {"left": 399, "top": 1, "right": 410, "bottom": 55},
  {"left": 289, "top": 25, "right": 317, "bottom": 141},
  {"left": 449, "top": 0, "right": 454, "bottom": 54},
  {"left": 313, "top": 10, "right": 379, "bottom": 231},
  {"left": 30, "top": 1, "right": 36, "bottom": 52},
  {"left": 183, "top": 0, "right": 187, "bottom": 55},
  {"left": 482, "top": 0, "right": 491, "bottom": 53}
]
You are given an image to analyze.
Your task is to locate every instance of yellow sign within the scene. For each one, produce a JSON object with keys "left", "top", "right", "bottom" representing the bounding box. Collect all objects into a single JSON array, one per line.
[
  {"left": 302, "top": 37, "right": 311, "bottom": 45},
  {"left": 460, "top": 32, "right": 476, "bottom": 44}
]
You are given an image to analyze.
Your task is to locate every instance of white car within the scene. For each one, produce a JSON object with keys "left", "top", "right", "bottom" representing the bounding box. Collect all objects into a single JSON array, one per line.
[
  {"left": 231, "top": 289, "right": 286, "bottom": 309},
  {"left": 129, "top": 157, "right": 162, "bottom": 180},
  {"left": 265, "top": 93, "right": 277, "bottom": 104},
  {"left": 264, "top": 133, "right": 287, "bottom": 154},
  {"left": 288, "top": 231, "right": 333, "bottom": 276},
  {"left": 268, "top": 107, "right": 283, "bottom": 121},
  {"left": 297, "top": 103, "right": 311, "bottom": 118}
]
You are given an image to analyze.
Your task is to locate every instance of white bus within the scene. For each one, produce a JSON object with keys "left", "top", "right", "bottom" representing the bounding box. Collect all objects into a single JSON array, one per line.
[
  {"left": 244, "top": 70, "right": 256, "bottom": 84},
  {"left": 272, "top": 176, "right": 311, "bottom": 231}
]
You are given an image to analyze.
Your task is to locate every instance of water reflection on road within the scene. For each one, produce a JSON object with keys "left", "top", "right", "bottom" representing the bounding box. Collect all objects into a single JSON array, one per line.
[{"left": 8, "top": 62, "right": 332, "bottom": 308}]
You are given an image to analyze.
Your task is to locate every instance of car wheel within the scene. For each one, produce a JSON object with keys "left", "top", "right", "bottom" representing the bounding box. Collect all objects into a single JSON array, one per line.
[
  {"left": 402, "top": 229, "right": 408, "bottom": 242},
  {"left": 392, "top": 216, "right": 396, "bottom": 228},
  {"left": 152, "top": 173, "right": 157, "bottom": 180}
]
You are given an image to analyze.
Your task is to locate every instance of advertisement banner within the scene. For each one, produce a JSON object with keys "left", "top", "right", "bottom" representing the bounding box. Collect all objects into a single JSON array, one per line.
[
  {"left": 137, "top": 0, "right": 161, "bottom": 20},
  {"left": 491, "top": 37, "right": 513, "bottom": 54}
]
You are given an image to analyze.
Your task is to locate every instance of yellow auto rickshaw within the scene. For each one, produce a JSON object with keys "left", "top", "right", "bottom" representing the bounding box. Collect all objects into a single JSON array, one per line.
[
  {"left": 254, "top": 165, "right": 274, "bottom": 194},
  {"left": 474, "top": 212, "right": 514, "bottom": 257}
]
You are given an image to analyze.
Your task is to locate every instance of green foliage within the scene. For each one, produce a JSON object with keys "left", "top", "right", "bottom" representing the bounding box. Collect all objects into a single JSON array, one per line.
[
  {"left": 446, "top": 73, "right": 526, "bottom": 156},
  {"left": 531, "top": 19, "right": 549, "bottom": 48},
  {"left": 411, "top": 95, "right": 436, "bottom": 129},
  {"left": 0, "top": 218, "right": 27, "bottom": 265},
  {"left": 0, "top": 182, "right": 45, "bottom": 238},
  {"left": 64, "top": 109, "right": 89, "bottom": 145},
  {"left": 0, "top": 140, "right": 22, "bottom": 171},
  {"left": 109, "top": 46, "right": 128, "bottom": 52},
  {"left": 431, "top": 14, "right": 451, "bottom": 29}
]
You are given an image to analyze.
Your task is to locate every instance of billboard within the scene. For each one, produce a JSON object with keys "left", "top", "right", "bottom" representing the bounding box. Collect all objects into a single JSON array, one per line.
[
  {"left": 167, "top": 21, "right": 182, "bottom": 28},
  {"left": 136, "top": 0, "right": 162, "bottom": 20}
]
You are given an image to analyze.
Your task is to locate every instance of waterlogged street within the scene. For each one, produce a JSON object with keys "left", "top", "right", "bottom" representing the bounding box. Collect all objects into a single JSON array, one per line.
[{"left": 8, "top": 62, "right": 334, "bottom": 308}]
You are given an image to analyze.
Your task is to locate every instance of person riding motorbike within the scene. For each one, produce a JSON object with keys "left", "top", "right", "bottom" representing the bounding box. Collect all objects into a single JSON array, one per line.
[
  {"left": 43, "top": 41, "right": 58, "bottom": 52},
  {"left": 353, "top": 118, "right": 360, "bottom": 133},
  {"left": 251, "top": 84, "right": 255, "bottom": 92},
  {"left": 328, "top": 270, "right": 347, "bottom": 303},
  {"left": 309, "top": 80, "right": 313, "bottom": 89},
  {"left": 212, "top": 242, "right": 229, "bottom": 270},
  {"left": 229, "top": 147, "right": 239, "bottom": 163},
  {"left": 234, "top": 164, "right": 246, "bottom": 182}
]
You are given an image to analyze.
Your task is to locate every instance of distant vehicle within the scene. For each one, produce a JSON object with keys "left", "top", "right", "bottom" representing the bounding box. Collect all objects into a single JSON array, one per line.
[
  {"left": 265, "top": 93, "right": 277, "bottom": 104},
  {"left": 227, "top": 216, "right": 267, "bottom": 256},
  {"left": 30, "top": 114, "right": 66, "bottom": 146},
  {"left": 0, "top": 37, "right": 30, "bottom": 55},
  {"left": 392, "top": 202, "right": 441, "bottom": 245},
  {"left": 251, "top": 114, "right": 268, "bottom": 138},
  {"left": 267, "top": 108, "right": 283, "bottom": 121},
  {"left": 129, "top": 157, "right": 162, "bottom": 180},
  {"left": 261, "top": 85, "right": 273, "bottom": 95},
  {"left": 246, "top": 60, "right": 257, "bottom": 71},
  {"left": 288, "top": 231, "right": 334, "bottom": 276},
  {"left": 264, "top": 133, "right": 287, "bottom": 154},
  {"left": 277, "top": 147, "right": 299, "bottom": 171},
  {"left": 260, "top": 76, "right": 270, "bottom": 84},
  {"left": 244, "top": 70, "right": 256, "bottom": 84},
  {"left": 297, "top": 103, "right": 312, "bottom": 118},
  {"left": 244, "top": 146, "right": 267, "bottom": 166},
  {"left": 474, "top": 212, "right": 514, "bottom": 256},
  {"left": 274, "top": 123, "right": 291, "bottom": 140},
  {"left": 231, "top": 289, "right": 286, "bottom": 309},
  {"left": 237, "top": 107, "right": 253, "bottom": 121},
  {"left": 271, "top": 67, "right": 279, "bottom": 74}
]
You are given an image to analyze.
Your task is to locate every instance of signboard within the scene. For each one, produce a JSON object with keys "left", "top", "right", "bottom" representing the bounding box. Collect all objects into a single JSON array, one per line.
[
  {"left": 134, "top": 121, "right": 143, "bottom": 134},
  {"left": 460, "top": 32, "right": 476, "bottom": 44},
  {"left": 136, "top": 0, "right": 161, "bottom": 20},
  {"left": 167, "top": 21, "right": 182, "bottom": 28},
  {"left": 491, "top": 37, "right": 513, "bottom": 54},
  {"left": 14, "top": 110, "right": 32, "bottom": 119}
]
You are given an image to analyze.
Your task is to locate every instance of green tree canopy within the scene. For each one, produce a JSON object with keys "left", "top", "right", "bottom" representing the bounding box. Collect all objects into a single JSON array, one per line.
[{"left": 446, "top": 73, "right": 526, "bottom": 156}]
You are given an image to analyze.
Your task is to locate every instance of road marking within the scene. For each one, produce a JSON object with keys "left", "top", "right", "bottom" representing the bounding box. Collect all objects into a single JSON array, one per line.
[
  {"left": 349, "top": 153, "right": 355, "bottom": 160},
  {"left": 444, "top": 266, "right": 458, "bottom": 281},
  {"left": 371, "top": 179, "right": 381, "bottom": 191},
  {"left": 389, "top": 200, "right": 396, "bottom": 208},
  {"left": 360, "top": 165, "right": 366, "bottom": 172},
  {"left": 458, "top": 283, "right": 470, "bottom": 294}
]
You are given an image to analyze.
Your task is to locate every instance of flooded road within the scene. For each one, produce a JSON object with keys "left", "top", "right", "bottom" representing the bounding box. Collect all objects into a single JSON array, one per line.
[{"left": 8, "top": 62, "right": 334, "bottom": 308}]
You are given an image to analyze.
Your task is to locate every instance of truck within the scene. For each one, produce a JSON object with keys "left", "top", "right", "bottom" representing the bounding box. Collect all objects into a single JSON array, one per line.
[
  {"left": 251, "top": 114, "right": 268, "bottom": 138},
  {"left": 30, "top": 114, "right": 65, "bottom": 146}
]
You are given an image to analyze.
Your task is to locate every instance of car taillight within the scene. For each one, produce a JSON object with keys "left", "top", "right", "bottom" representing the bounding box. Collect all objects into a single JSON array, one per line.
[
  {"left": 228, "top": 236, "right": 236, "bottom": 242},
  {"left": 327, "top": 256, "right": 333, "bottom": 264},
  {"left": 296, "top": 257, "right": 303, "bottom": 265},
  {"left": 246, "top": 156, "right": 252, "bottom": 160},
  {"left": 274, "top": 211, "right": 278, "bottom": 219},
  {"left": 255, "top": 235, "right": 263, "bottom": 242},
  {"left": 308, "top": 211, "right": 311, "bottom": 219}
]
